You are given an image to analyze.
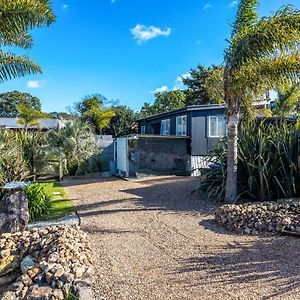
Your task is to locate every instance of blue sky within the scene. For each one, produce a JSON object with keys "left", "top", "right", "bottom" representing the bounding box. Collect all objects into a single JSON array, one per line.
[{"left": 1, "top": 0, "right": 299, "bottom": 112}]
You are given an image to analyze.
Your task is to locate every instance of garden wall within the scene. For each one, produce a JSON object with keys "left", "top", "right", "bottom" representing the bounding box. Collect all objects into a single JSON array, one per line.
[{"left": 128, "top": 136, "right": 191, "bottom": 177}]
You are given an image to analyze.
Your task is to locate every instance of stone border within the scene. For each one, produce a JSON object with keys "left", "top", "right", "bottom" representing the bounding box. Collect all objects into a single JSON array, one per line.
[
  {"left": 28, "top": 213, "right": 80, "bottom": 230},
  {"left": 215, "top": 199, "right": 300, "bottom": 235}
]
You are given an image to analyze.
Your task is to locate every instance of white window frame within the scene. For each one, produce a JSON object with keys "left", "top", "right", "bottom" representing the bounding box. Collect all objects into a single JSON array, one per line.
[
  {"left": 176, "top": 115, "right": 187, "bottom": 136},
  {"left": 160, "top": 119, "right": 170, "bottom": 135},
  {"left": 208, "top": 115, "right": 226, "bottom": 138},
  {"left": 140, "top": 125, "right": 146, "bottom": 134}
]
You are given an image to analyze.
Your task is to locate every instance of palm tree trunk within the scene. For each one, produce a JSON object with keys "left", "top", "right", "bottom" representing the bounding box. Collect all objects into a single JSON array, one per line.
[
  {"left": 224, "top": 66, "right": 239, "bottom": 203},
  {"left": 225, "top": 111, "right": 239, "bottom": 202}
]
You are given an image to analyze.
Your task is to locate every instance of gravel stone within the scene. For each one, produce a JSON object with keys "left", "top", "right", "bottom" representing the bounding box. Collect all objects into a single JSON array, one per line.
[{"left": 64, "top": 176, "right": 300, "bottom": 300}]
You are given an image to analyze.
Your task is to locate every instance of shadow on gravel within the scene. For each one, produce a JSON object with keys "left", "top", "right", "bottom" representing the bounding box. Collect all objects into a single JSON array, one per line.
[
  {"left": 176, "top": 237, "right": 300, "bottom": 299},
  {"left": 123, "top": 177, "right": 217, "bottom": 215},
  {"left": 198, "top": 219, "right": 235, "bottom": 236}
]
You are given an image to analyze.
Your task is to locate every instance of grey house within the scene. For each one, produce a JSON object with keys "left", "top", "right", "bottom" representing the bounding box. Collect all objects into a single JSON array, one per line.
[{"left": 114, "top": 104, "right": 226, "bottom": 177}]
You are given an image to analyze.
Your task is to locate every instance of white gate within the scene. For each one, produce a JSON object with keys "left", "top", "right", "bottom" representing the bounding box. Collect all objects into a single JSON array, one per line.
[{"left": 116, "top": 137, "right": 129, "bottom": 177}]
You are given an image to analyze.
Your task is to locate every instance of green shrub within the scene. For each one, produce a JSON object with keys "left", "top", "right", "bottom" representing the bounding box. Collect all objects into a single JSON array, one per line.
[
  {"left": 25, "top": 183, "right": 52, "bottom": 221},
  {"left": 201, "top": 119, "right": 300, "bottom": 202}
]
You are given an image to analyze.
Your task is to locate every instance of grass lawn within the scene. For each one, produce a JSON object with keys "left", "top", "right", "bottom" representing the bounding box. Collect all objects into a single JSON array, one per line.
[{"left": 40, "top": 182, "right": 75, "bottom": 221}]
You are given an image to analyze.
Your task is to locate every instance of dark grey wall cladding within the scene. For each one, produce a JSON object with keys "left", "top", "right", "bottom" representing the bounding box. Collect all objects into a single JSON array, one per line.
[
  {"left": 96, "top": 135, "right": 114, "bottom": 171},
  {"left": 128, "top": 137, "right": 191, "bottom": 177}
]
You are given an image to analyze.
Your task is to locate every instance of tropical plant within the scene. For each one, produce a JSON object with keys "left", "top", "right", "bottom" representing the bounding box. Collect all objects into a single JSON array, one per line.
[
  {"left": 0, "top": 0, "right": 55, "bottom": 83},
  {"left": 25, "top": 183, "right": 52, "bottom": 221},
  {"left": 48, "top": 120, "right": 100, "bottom": 175},
  {"left": 223, "top": 1, "right": 300, "bottom": 202},
  {"left": 74, "top": 95, "right": 115, "bottom": 134},
  {"left": 17, "top": 103, "right": 49, "bottom": 128},
  {"left": 201, "top": 120, "right": 300, "bottom": 202},
  {"left": 0, "top": 130, "right": 28, "bottom": 185}
]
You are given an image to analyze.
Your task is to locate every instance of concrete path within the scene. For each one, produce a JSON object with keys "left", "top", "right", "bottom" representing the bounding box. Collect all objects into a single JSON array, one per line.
[{"left": 64, "top": 176, "right": 300, "bottom": 300}]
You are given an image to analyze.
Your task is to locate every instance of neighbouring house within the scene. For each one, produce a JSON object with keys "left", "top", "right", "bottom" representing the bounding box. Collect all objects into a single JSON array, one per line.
[
  {"left": 0, "top": 118, "right": 68, "bottom": 131},
  {"left": 114, "top": 104, "right": 227, "bottom": 177}
]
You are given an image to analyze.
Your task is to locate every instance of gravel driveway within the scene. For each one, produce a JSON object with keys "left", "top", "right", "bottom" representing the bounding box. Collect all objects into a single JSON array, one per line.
[{"left": 64, "top": 176, "right": 300, "bottom": 300}]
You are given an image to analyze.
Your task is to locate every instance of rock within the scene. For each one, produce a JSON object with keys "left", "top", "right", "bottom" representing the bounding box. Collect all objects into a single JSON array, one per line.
[
  {"left": 45, "top": 272, "right": 53, "bottom": 284},
  {"left": 21, "top": 274, "right": 33, "bottom": 286},
  {"left": 74, "top": 266, "right": 85, "bottom": 278},
  {"left": 7, "top": 281, "right": 24, "bottom": 292},
  {"left": 20, "top": 256, "right": 35, "bottom": 274},
  {"left": 25, "top": 285, "right": 53, "bottom": 300},
  {"left": 52, "top": 289, "right": 64, "bottom": 300},
  {"left": 0, "top": 291, "right": 17, "bottom": 300},
  {"left": 27, "top": 267, "right": 40, "bottom": 279},
  {"left": 54, "top": 266, "right": 64, "bottom": 278},
  {"left": 0, "top": 255, "right": 20, "bottom": 276},
  {"left": 60, "top": 272, "right": 75, "bottom": 283}
]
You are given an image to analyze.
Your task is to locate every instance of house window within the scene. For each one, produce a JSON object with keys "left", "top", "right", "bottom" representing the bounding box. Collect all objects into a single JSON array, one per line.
[
  {"left": 208, "top": 116, "right": 226, "bottom": 137},
  {"left": 160, "top": 119, "right": 170, "bottom": 135},
  {"left": 176, "top": 115, "right": 187, "bottom": 136},
  {"left": 141, "top": 125, "right": 146, "bottom": 134}
]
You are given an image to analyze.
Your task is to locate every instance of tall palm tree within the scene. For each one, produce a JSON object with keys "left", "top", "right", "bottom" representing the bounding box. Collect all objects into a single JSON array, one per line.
[
  {"left": 224, "top": 1, "right": 300, "bottom": 202},
  {"left": 0, "top": 0, "right": 55, "bottom": 82}
]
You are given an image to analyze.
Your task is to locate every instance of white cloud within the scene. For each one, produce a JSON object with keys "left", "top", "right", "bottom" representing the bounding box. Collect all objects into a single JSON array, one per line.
[
  {"left": 131, "top": 24, "right": 172, "bottom": 44},
  {"left": 27, "top": 80, "right": 45, "bottom": 89},
  {"left": 203, "top": 3, "right": 212, "bottom": 10},
  {"left": 229, "top": 1, "right": 237, "bottom": 8},
  {"left": 173, "top": 72, "right": 190, "bottom": 90},
  {"left": 62, "top": 4, "right": 68, "bottom": 10},
  {"left": 150, "top": 86, "right": 169, "bottom": 94}
]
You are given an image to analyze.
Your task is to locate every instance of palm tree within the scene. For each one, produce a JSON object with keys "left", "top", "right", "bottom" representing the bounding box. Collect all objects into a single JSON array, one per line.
[
  {"left": 17, "top": 103, "right": 48, "bottom": 129},
  {"left": 224, "top": 1, "right": 300, "bottom": 202},
  {"left": 0, "top": 0, "right": 55, "bottom": 82}
]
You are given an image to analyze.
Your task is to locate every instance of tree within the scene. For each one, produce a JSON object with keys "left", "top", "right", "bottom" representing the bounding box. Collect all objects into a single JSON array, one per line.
[
  {"left": 0, "top": 91, "right": 42, "bottom": 117},
  {"left": 74, "top": 95, "right": 115, "bottom": 134},
  {"left": 182, "top": 65, "right": 224, "bottom": 105},
  {"left": 140, "top": 90, "right": 186, "bottom": 117},
  {"left": 0, "top": 0, "right": 55, "bottom": 83},
  {"left": 223, "top": 1, "right": 300, "bottom": 202},
  {"left": 106, "top": 105, "right": 137, "bottom": 137},
  {"left": 17, "top": 103, "right": 48, "bottom": 129}
]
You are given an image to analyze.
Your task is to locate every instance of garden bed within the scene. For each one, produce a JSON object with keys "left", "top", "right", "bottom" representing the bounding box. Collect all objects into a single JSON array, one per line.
[{"left": 215, "top": 199, "right": 300, "bottom": 235}]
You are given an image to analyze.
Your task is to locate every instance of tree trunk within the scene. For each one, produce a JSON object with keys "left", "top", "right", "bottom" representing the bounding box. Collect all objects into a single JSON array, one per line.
[
  {"left": 223, "top": 66, "right": 239, "bottom": 203},
  {"left": 224, "top": 112, "right": 239, "bottom": 203}
]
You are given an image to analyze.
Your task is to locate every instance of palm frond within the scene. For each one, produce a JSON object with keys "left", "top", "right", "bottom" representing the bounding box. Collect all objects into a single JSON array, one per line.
[
  {"left": 228, "top": 5, "right": 300, "bottom": 69},
  {"left": 232, "top": 0, "right": 258, "bottom": 36},
  {"left": 0, "top": 0, "right": 55, "bottom": 48},
  {"left": 0, "top": 51, "right": 41, "bottom": 82},
  {"left": 233, "top": 52, "right": 300, "bottom": 92}
]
